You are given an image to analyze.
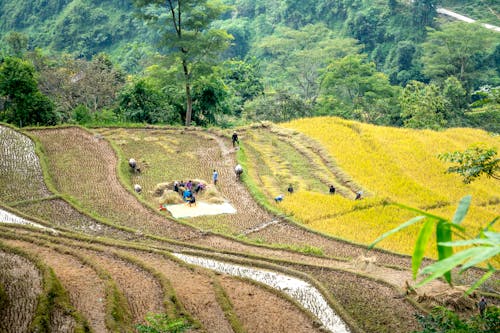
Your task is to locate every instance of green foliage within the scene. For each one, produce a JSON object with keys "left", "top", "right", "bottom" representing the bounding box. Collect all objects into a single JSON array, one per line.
[
  {"left": 400, "top": 80, "right": 447, "bottom": 130},
  {"left": 221, "top": 59, "right": 264, "bottom": 113},
  {"left": 414, "top": 306, "right": 500, "bottom": 333},
  {"left": 0, "top": 0, "right": 499, "bottom": 129},
  {"left": 345, "top": 6, "right": 387, "bottom": 52},
  {"left": 442, "top": 76, "right": 468, "bottom": 125},
  {"left": 319, "top": 54, "right": 400, "bottom": 124},
  {"left": 3, "top": 31, "right": 28, "bottom": 57},
  {"left": 191, "top": 74, "right": 231, "bottom": 125},
  {"left": 116, "top": 79, "right": 180, "bottom": 124},
  {"left": 441, "top": 0, "right": 500, "bottom": 24},
  {"left": 92, "top": 108, "right": 119, "bottom": 125},
  {"left": 134, "top": 0, "right": 233, "bottom": 126},
  {"left": 421, "top": 22, "right": 498, "bottom": 90},
  {"left": 438, "top": 146, "right": 500, "bottom": 184},
  {"left": 384, "top": 41, "right": 424, "bottom": 86},
  {"left": 0, "top": 57, "right": 57, "bottom": 126},
  {"left": 136, "top": 313, "right": 190, "bottom": 333},
  {"left": 71, "top": 105, "right": 92, "bottom": 125},
  {"left": 410, "top": 0, "right": 438, "bottom": 33},
  {"left": 370, "top": 196, "right": 499, "bottom": 294},
  {"left": 243, "top": 90, "right": 313, "bottom": 123}
]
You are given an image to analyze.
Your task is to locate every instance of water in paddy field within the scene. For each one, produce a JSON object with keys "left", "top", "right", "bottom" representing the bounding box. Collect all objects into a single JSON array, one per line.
[
  {"left": 0, "top": 208, "right": 56, "bottom": 233},
  {"left": 173, "top": 253, "right": 351, "bottom": 333}
]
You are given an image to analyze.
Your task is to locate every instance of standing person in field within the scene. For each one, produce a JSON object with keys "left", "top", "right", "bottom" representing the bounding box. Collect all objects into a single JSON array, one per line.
[
  {"left": 213, "top": 169, "right": 219, "bottom": 185},
  {"left": 232, "top": 131, "right": 239, "bottom": 147},
  {"left": 329, "top": 185, "right": 336, "bottom": 195},
  {"left": 478, "top": 297, "right": 487, "bottom": 317},
  {"left": 287, "top": 184, "right": 294, "bottom": 194}
]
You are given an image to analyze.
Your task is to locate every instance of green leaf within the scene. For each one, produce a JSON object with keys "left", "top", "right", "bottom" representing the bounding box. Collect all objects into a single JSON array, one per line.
[
  {"left": 483, "top": 231, "right": 500, "bottom": 243},
  {"left": 369, "top": 216, "right": 425, "bottom": 249},
  {"left": 412, "top": 219, "right": 435, "bottom": 279},
  {"left": 459, "top": 246, "right": 500, "bottom": 272},
  {"left": 438, "top": 238, "right": 497, "bottom": 247},
  {"left": 465, "top": 268, "right": 496, "bottom": 295},
  {"left": 436, "top": 220, "right": 453, "bottom": 283},
  {"left": 483, "top": 217, "right": 499, "bottom": 232},
  {"left": 416, "top": 247, "right": 484, "bottom": 287},
  {"left": 451, "top": 195, "right": 471, "bottom": 225}
]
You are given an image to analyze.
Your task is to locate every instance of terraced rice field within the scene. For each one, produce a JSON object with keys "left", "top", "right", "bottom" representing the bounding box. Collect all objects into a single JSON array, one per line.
[
  {"left": 0, "top": 123, "right": 497, "bottom": 332},
  {"left": 243, "top": 120, "right": 499, "bottom": 258}
]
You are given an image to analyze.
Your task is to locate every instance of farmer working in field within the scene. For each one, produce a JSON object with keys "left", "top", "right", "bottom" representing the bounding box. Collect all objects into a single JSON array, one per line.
[
  {"left": 183, "top": 188, "right": 192, "bottom": 201},
  {"left": 232, "top": 131, "right": 239, "bottom": 147},
  {"left": 235, "top": 164, "right": 243, "bottom": 180},
  {"left": 213, "top": 169, "right": 219, "bottom": 185},
  {"left": 187, "top": 194, "right": 196, "bottom": 207}
]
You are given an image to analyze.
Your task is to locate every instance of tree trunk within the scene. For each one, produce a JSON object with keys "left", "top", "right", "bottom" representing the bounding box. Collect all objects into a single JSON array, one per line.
[
  {"left": 183, "top": 60, "right": 192, "bottom": 126},
  {"left": 185, "top": 83, "right": 192, "bottom": 126}
]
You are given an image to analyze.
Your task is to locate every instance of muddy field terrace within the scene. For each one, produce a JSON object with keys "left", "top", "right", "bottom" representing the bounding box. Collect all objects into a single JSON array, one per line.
[{"left": 0, "top": 120, "right": 498, "bottom": 333}]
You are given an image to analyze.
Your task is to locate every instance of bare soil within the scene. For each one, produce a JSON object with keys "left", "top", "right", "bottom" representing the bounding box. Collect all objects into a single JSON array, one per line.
[
  {"left": 76, "top": 248, "right": 165, "bottom": 325},
  {"left": 14, "top": 198, "right": 136, "bottom": 240},
  {"left": 0, "top": 251, "right": 42, "bottom": 333},
  {"left": 2, "top": 239, "right": 108, "bottom": 333},
  {"left": 219, "top": 275, "right": 324, "bottom": 333},
  {"left": 126, "top": 250, "right": 234, "bottom": 333}
]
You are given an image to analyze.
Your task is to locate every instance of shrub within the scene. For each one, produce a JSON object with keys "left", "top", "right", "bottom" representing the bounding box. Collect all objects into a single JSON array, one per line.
[
  {"left": 71, "top": 105, "right": 92, "bottom": 125},
  {"left": 414, "top": 306, "right": 499, "bottom": 333}
]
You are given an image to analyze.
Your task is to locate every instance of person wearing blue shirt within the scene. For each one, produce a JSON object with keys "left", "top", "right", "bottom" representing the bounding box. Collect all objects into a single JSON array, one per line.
[
  {"left": 183, "top": 188, "right": 192, "bottom": 201},
  {"left": 213, "top": 169, "right": 219, "bottom": 185}
]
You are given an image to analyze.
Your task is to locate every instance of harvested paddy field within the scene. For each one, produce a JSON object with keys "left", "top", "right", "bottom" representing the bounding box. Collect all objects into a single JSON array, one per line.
[{"left": 1, "top": 123, "right": 497, "bottom": 332}]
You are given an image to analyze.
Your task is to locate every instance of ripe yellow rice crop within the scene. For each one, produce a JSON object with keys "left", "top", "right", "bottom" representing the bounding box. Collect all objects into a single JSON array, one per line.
[
  {"left": 309, "top": 204, "right": 430, "bottom": 256},
  {"left": 282, "top": 117, "right": 499, "bottom": 208},
  {"left": 279, "top": 191, "right": 385, "bottom": 224},
  {"left": 274, "top": 117, "right": 499, "bottom": 256}
]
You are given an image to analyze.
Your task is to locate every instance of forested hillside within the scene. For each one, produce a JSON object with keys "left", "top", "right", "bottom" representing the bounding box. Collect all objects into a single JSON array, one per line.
[{"left": 0, "top": 0, "right": 499, "bottom": 130}]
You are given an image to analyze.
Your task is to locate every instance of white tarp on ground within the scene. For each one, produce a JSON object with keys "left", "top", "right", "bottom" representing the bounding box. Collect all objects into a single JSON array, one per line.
[{"left": 165, "top": 201, "right": 237, "bottom": 218}]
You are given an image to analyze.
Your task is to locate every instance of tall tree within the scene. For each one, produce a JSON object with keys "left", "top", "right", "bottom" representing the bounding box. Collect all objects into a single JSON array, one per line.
[
  {"left": 0, "top": 57, "right": 56, "bottom": 126},
  {"left": 253, "top": 24, "right": 361, "bottom": 104},
  {"left": 35, "top": 53, "right": 125, "bottom": 121},
  {"left": 134, "top": 0, "right": 232, "bottom": 126},
  {"left": 420, "top": 22, "right": 497, "bottom": 91},
  {"left": 319, "top": 54, "right": 399, "bottom": 124},
  {"left": 3, "top": 31, "right": 28, "bottom": 57}
]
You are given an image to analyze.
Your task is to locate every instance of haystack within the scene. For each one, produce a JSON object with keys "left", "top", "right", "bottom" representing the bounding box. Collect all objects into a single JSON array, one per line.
[{"left": 154, "top": 179, "right": 225, "bottom": 205}]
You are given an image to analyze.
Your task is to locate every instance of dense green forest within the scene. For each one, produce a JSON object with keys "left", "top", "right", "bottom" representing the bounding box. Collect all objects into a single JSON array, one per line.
[{"left": 0, "top": 0, "right": 499, "bottom": 130}]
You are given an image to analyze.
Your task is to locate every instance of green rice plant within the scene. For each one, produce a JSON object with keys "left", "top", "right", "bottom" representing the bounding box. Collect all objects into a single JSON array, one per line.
[{"left": 136, "top": 313, "right": 190, "bottom": 333}]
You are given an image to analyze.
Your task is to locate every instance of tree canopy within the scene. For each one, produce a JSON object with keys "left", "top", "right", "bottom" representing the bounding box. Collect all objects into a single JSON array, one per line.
[{"left": 134, "top": 0, "right": 232, "bottom": 126}]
